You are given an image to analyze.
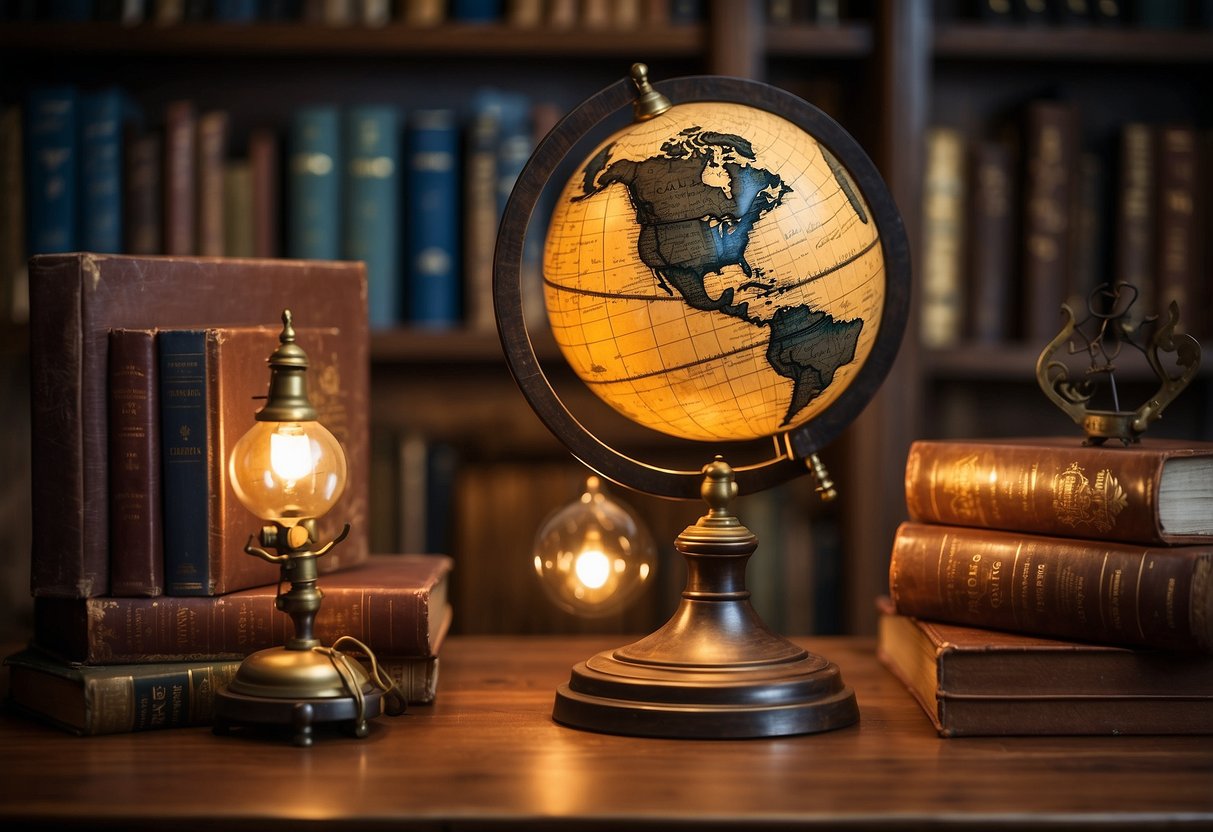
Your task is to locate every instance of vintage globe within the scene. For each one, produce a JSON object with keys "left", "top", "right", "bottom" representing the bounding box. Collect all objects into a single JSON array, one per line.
[
  {"left": 543, "top": 101, "right": 885, "bottom": 443},
  {"left": 493, "top": 68, "right": 910, "bottom": 739}
]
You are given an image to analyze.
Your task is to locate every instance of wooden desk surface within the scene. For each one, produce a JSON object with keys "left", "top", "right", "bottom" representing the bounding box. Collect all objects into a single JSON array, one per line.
[{"left": 1, "top": 635, "right": 1210, "bottom": 830}]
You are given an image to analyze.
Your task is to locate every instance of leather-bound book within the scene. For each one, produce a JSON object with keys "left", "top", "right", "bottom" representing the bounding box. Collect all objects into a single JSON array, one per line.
[
  {"left": 966, "top": 140, "right": 1015, "bottom": 343},
  {"left": 107, "top": 328, "right": 164, "bottom": 597},
  {"left": 195, "top": 109, "right": 230, "bottom": 257},
  {"left": 888, "top": 522, "right": 1213, "bottom": 653},
  {"left": 1154, "top": 124, "right": 1202, "bottom": 338},
  {"left": 876, "top": 600, "right": 1213, "bottom": 737},
  {"left": 1115, "top": 122, "right": 1154, "bottom": 325},
  {"left": 904, "top": 437, "right": 1213, "bottom": 545},
  {"left": 27, "top": 253, "right": 369, "bottom": 598},
  {"left": 158, "top": 325, "right": 361, "bottom": 596},
  {"left": 162, "top": 100, "right": 196, "bottom": 255},
  {"left": 34, "top": 555, "right": 453, "bottom": 664}
]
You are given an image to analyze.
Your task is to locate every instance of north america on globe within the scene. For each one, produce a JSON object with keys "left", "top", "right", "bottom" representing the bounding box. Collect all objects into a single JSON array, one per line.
[{"left": 571, "top": 125, "right": 864, "bottom": 428}]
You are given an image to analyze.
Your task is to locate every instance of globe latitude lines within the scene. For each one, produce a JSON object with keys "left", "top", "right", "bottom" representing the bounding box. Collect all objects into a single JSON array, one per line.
[{"left": 570, "top": 122, "right": 864, "bottom": 428}]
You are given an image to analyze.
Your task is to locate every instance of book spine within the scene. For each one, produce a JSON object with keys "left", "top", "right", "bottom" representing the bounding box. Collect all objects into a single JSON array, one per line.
[
  {"left": 163, "top": 100, "right": 196, "bottom": 256},
  {"left": 29, "top": 256, "right": 105, "bottom": 597},
  {"left": 248, "top": 127, "right": 279, "bottom": 258},
  {"left": 80, "top": 88, "right": 125, "bottom": 254},
  {"left": 123, "top": 130, "right": 162, "bottom": 255},
  {"left": 1115, "top": 122, "right": 1154, "bottom": 323},
  {"left": 966, "top": 140, "right": 1014, "bottom": 343},
  {"left": 888, "top": 522, "right": 1213, "bottom": 652},
  {"left": 222, "top": 160, "right": 254, "bottom": 257},
  {"left": 288, "top": 106, "right": 341, "bottom": 260},
  {"left": 36, "top": 589, "right": 445, "bottom": 664},
  {"left": 157, "top": 329, "right": 212, "bottom": 596},
  {"left": 10, "top": 660, "right": 241, "bottom": 736},
  {"left": 0, "top": 106, "right": 24, "bottom": 324},
  {"left": 919, "top": 126, "right": 965, "bottom": 349},
  {"left": 1022, "top": 100, "right": 1077, "bottom": 343},
  {"left": 24, "top": 86, "right": 78, "bottom": 255},
  {"left": 406, "top": 109, "right": 461, "bottom": 327},
  {"left": 1154, "top": 124, "right": 1200, "bottom": 337},
  {"left": 375, "top": 656, "right": 440, "bottom": 705},
  {"left": 196, "top": 110, "right": 230, "bottom": 257},
  {"left": 464, "top": 95, "right": 501, "bottom": 332},
  {"left": 108, "top": 329, "right": 164, "bottom": 597},
  {"left": 903, "top": 439, "right": 1188, "bottom": 544},
  {"left": 344, "top": 105, "right": 401, "bottom": 329}
]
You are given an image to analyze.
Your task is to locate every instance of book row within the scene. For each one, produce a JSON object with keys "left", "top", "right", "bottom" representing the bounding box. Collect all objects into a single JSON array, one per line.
[
  {"left": 880, "top": 435, "right": 1213, "bottom": 736},
  {"left": 0, "top": 0, "right": 708, "bottom": 27},
  {"left": 3, "top": 84, "right": 555, "bottom": 331},
  {"left": 940, "top": 0, "right": 1213, "bottom": 29},
  {"left": 919, "top": 104, "right": 1211, "bottom": 349}
]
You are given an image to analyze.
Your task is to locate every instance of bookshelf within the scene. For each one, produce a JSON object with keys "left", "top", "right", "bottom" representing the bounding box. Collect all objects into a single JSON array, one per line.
[{"left": 2, "top": 0, "right": 1211, "bottom": 642}]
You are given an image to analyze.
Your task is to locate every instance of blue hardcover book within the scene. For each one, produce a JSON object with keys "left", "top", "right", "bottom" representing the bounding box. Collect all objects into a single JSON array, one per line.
[
  {"left": 157, "top": 329, "right": 211, "bottom": 597},
  {"left": 287, "top": 106, "right": 341, "bottom": 261},
  {"left": 212, "top": 0, "right": 257, "bottom": 21},
  {"left": 492, "top": 92, "right": 531, "bottom": 220},
  {"left": 25, "top": 86, "right": 79, "bottom": 255},
  {"left": 451, "top": 0, "right": 500, "bottom": 22},
  {"left": 80, "top": 87, "right": 133, "bottom": 254},
  {"left": 343, "top": 105, "right": 401, "bottom": 329},
  {"left": 406, "top": 109, "right": 461, "bottom": 327}
]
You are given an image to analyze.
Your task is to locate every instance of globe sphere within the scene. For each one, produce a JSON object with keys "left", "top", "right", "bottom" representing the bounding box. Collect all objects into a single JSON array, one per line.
[{"left": 543, "top": 100, "right": 886, "bottom": 443}]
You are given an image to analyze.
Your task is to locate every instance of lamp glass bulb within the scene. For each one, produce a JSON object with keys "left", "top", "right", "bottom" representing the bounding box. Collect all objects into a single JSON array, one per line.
[
  {"left": 229, "top": 419, "right": 347, "bottom": 524},
  {"left": 533, "top": 476, "right": 656, "bottom": 617}
]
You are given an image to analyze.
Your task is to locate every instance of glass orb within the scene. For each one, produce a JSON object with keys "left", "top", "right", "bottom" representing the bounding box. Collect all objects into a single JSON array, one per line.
[
  {"left": 228, "top": 419, "right": 347, "bottom": 524},
  {"left": 533, "top": 476, "right": 656, "bottom": 617}
]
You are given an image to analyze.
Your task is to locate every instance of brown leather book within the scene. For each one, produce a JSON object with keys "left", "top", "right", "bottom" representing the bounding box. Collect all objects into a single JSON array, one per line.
[
  {"left": 195, "top": 110, "right": 230, "bottom": 257},
  {"left": 27, "top": 253, "right": 369, "bottom": 598},
  {"left": 1021, "top": 100, "right": 1079, "bottom": 344},
  {"left": 966, "top": 140, "right": 1014, "bottom": 344},
  {"left": 248, "top": 128, "right": 280, "bottom": 258},
  {"left": 123, "top": 130, "right": 162, "bottom": 255},
  {"left": 876, "top": 600, "right": 1213, "bottom": 737},
  {"left": 904, "top": 437, "right": 1213, "bottom": 545},
  {"left": 33, "top": 555, "right": 453, "bottom": 665},
  {"left": 107, "top": 329, "right": 164, "bottom": 597},
  {"left": 1154, "top": 124, "right": 1201, "bottom": 338},
  {"left": 888, "top": 522, "right": 1213, "bottom": 653},
  {"left": 163, "top": 100, "right": 196, "bottom": 256},
  {"left": 1115, "top": 122, "right": 1155, "bottom": 325}
]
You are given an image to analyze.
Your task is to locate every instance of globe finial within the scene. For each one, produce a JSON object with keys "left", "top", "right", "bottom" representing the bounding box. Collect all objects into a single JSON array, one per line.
[
  {"left": 700, "top": 456, "right": 738, "bottom": 518},
  {"left": 630, "top": 63, "right": 671, "bottom": 121}
]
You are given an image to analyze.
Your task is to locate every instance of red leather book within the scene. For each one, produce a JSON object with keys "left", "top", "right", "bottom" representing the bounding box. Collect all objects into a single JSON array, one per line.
[
  {"left": 27, "top": 253, "right": 369, "bottom": 597},
  {"left": 33, "top": 554, "right": 453, "bottom": 664},
  {"left": 107, "top": 328, "right": 164, "bottom": 597}
]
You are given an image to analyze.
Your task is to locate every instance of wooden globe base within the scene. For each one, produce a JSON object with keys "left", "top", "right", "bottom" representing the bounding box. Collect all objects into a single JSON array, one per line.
[{"left": 552, "top": 459, "right": 859, "bottom": 739}]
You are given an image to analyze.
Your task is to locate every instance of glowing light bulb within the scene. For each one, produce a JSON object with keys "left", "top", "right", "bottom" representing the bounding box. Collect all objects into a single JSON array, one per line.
[
  {"left": 270, "top": 425, "right": 315, "bottom": 481},
  {"left": 533, "top": 476, "right": 656, "bottom": 617}
]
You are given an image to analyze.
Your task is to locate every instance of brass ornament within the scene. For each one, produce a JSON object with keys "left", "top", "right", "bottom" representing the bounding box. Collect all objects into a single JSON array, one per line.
[{"left": 1036, "top": 282, "right": 1202, "bottom": 446}]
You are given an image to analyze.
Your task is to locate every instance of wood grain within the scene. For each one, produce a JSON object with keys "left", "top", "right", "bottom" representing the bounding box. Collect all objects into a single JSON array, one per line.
[{"left": 1, "top": 636, "right": 1210, "bottom": 830}]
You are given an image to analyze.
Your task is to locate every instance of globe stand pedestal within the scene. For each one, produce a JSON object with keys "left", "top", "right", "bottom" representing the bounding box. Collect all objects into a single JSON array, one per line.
[{"left": 553, "top": 459, "right": 859, "bottom": 739}]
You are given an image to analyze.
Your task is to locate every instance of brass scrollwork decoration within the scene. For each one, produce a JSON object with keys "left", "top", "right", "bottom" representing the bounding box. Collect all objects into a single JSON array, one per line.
[{"left": 1035, "top": 282, "right": 1201, "bottom": 446}]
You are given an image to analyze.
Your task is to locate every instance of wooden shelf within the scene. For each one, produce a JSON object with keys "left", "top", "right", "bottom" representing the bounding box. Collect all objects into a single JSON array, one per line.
[
  {"left": 0, "top": 21, "right": 706, "bottom": 58},
  {"left": 922, "top": 342, "right": 1211, "bottom": 383},
  {"left": 933, "top": 24, "right": 1213, "bottom": 63},
  {"left": 370, "top": 327, "right": 564, "bottom": 365},
  {"left": 765, "top": 23, "right": 873, "bottom": 58}
]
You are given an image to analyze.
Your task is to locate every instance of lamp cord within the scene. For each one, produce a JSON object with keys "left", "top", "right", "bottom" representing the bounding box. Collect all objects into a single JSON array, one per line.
[{"left": 314, "top": 636, "right": 408, "bottom": 721}]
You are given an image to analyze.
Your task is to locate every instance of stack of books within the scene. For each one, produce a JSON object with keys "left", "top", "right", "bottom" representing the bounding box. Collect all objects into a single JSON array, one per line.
[
  {"left": 880, "top": 436, "right": 1213, "bottom": 737},
  {"left": 6, "top": 252, "right": 452, "bottom": 735}
]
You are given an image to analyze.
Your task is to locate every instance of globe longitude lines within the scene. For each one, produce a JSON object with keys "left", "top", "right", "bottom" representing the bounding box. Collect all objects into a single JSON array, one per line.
[{"left": 579, "top": 338, "right": 767, "bottom": 386}]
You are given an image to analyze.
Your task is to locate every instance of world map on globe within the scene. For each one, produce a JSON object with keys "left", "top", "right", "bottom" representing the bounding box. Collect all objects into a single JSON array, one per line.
[{"left": 543, "top": 101, "right": 886, "bottom": 442}]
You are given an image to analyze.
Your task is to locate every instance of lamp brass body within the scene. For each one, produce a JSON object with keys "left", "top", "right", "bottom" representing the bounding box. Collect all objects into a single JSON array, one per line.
[
  {"left": 214, "top": 311, "right": 379, "bottom": 746},
  {"left": 553, "top": 459, "right": 859, "bottom": 738}
]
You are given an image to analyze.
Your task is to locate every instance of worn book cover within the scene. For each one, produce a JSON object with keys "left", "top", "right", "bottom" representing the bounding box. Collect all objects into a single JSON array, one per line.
[
  {"left": 904, "top": 437, "right": 1213, "bottom": 545},
  {"left": 27, "top": 253, "right": 369, "bottom": 598},
  {"left": 158, "top": 325, "right": 361, "bottom": 596},
  {"left": 877, "top": 600, "right": 1213, "bottom": 737},
  {"left": 34, "top": 554, "right": 453, "bottom": 664},
  {"left": 888, "top": 521, "right": 1213, "bottom": 653}
]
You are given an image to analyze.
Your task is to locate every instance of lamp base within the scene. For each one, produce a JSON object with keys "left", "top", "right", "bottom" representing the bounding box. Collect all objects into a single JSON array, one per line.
[{"left": 213, "top": 646, "right": 382, "bottom": 746}]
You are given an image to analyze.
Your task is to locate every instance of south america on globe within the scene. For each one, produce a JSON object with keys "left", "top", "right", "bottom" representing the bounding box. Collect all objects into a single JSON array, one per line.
[{"left": 544, "top": 101, "right": 885, "bottom": 442}]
